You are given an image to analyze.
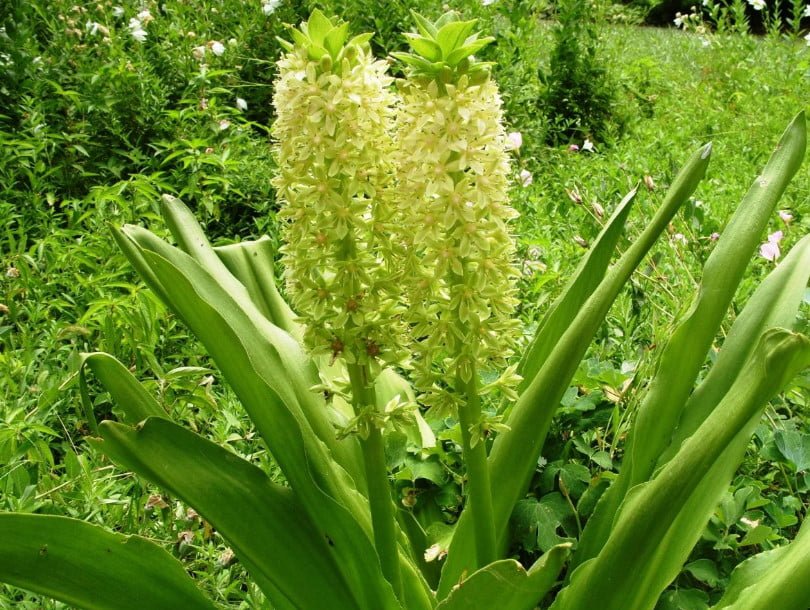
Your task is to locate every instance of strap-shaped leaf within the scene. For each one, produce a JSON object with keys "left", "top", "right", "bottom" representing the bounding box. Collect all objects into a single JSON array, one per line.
[
  {"left": 127, "top": 243, "right": 405, "bottom": 609},
  {"left": 118, "top": 223, "right": 365, "bottom": 489},
  {"left": 573, "top": 111, "right": 806, "bottom": 570},
  {"left": 438, "top": 141, "right": 711, "bottom": 597},
  {"left": 712, "top": 517, "right": 810, "bottom": 610},
  {"left": 517, "top": 187, "right": 637, "bottom": 388},
  {"left": 436, "top": 546, "right": 571, "bottom": 610},
  {"left": 213, "top": 237, "right": 301, "bottom": 339},
  {"left": 90, "top": 416, "right": 359, "bottom": 610},
  {"left": 74, "top": 352, "right": 166, "bottom": 434},
  {"left": 0, "top": 513, "right": 216, "bottom": 610},
  {"left": 552, "top": 329, "right": 810, "bottom": 610},
  {"left": 660, "top": 233, "right": 810, "bottom": 466}
]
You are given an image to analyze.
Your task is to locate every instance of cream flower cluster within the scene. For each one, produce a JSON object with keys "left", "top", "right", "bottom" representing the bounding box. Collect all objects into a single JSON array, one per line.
[
  {"left": 272, "top": 21, "right": 406, "bottom": 374},
  {"left": 394, "top": 73, "right": 522, "bottom": 415}
]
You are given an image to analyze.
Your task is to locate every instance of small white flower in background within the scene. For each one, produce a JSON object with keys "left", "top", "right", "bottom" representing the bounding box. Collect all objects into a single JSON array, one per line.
[
  {"left": 710, "top": 232, "right": 720, "bottom": 241},
  {"left": 673, "top": 233, "right": 688, "bottom": 245},
  {"left": 112, "top": 6, "right": 124, "bottom": 18},
  {"left": 805, "top": 32, "right": 810, "bottom": 46},
  {"left": 702, "top": 0, "right": 709, "bottom": 6},
  {"left": 568, "top": 143, "right": 580, "bottom": 152},
  {"left": 505, "top": 131, "right": 522, "bottom": 151},
  {"left": 701, "top": 37, "right": 711, "bottom": 47},
  {"left": 218, "top": 119, "right": 231, "bottom": 131},
  {"left": 674, "top": 12, "right": 685, "bottom": 27},
  {"left": 779, "top": 210, "right": 793, "bottom": 223},
  {"left": 582, "top": 138, "right": 595, "bottom": 152},
  {"left": 137, "top": 9, "right": 153, "bottom": 23},
  {"left": 803, "top": 4, "right": 810, "bottom": 16},
  {"left": 192, "top": 45, "right": 206, "bottom": 60},
  {"left": 262, "top": 0, "right": 281, "bottom": 15},
  {"left": 747, "top": 0, "right": 766, "bottom": 10},
  {"left": 236, "top": 97, "right": 248, "bottom": 111},
  {"left": 210, "top": 41, "right": 225, "bottom": 56},
  {"left": 129, "top": 18, "right": 147, "bottom": 42},
  {"left": 519, "top": 169, "right": 533, "bottom": 187},
  {"left": 482, "top": 0, "right": 498, "bottom": 5},
  {"left": 6, "top": 266, "right": 20, "bottom": 278},
  {"left": 86, "top": 20, "right": 100, "bottom": 35},
  {"left": 760, "top": 230, "right": 783, "bottom": 261}
]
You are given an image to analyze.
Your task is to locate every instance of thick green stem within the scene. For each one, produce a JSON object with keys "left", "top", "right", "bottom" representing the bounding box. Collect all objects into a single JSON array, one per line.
[
  {"left": 347, "top": 362, "right": 403, "bottom": 599},
  {"left": 457, "top": 369, "right": 497, "bottom": 568}
]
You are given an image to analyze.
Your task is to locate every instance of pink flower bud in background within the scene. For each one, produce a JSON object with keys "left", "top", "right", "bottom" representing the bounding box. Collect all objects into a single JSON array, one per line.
[
  {"left": 519, "top": 169, "right": 533, "bottom": 187},
  {"left": 759, "top": 230, "right": 783, "bottom": 261},
  {"left": 505, "top": 131, "right": 522, "bottom": 151}
]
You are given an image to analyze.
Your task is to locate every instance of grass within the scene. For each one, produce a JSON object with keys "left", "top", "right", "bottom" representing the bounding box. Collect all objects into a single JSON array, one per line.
[{"left": 0, "top": 0, "right": 808, "bottom": 606}]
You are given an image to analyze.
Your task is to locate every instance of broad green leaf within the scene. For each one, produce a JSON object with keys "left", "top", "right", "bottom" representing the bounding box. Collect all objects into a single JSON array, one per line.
[
  {"left": 0, "top": 513, "right": 216, "bottom": 610},
  {"left": 404, "top": 34, "right": 443, "bottom": 62},
  {"left": 518, "top": 188, "right": 637, "bottom": 389},
  {"left": 435, "top": 20, "right": 477, "bottom": 57},
  {"left": 435, "top": 547, "right": 571, "bottom": 610},
  {"left": 324, "top": 22, "right": 350, "bottom": 59},
  {"left": 512, "top": 495, "right": 574, "bottom": 552},
  {"left": 90, "top": 416, "right": 359, "bottom": 610},
  {"left": 552, "top": 329, "right": 810, "bottom": 610},
  {"left": 774, "top": 429, "right": 810, "bottom": 471},
  {"left": 213, "top": 236, "right": 301, "bottom": 339},
  {"left": 684, "top": 559, "right": 721, "bottom": 587},
  {"left": 438, "top": 141, "right": 711, "bottom": 597},
  {"left": 712, "top": 517, "right": 810, "bottom": 610},
  {"left": 573, "top": 111, "right": 807, "bottom": 570},
  {"left": 306, "top": 9, "right": 334, "bottom": 45}
]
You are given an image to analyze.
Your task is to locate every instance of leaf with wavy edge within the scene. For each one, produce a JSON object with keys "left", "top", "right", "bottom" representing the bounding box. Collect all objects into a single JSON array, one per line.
[{"left": 0, "top": 514, "right": 216, "bottom": 610}]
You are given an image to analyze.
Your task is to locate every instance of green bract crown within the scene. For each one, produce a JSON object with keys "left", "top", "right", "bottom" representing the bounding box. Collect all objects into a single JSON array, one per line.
[
  {"left": 277, "top": 9, "right": 373, "bottom": 72},
  {"left": 391, "top": 11, "right": 495, "bottom": 84}
]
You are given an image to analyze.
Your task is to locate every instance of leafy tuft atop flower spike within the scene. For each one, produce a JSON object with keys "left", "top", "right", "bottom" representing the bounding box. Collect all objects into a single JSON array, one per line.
[
  {"left": 277, "top": 9, "right": 372, "bottom": 67},
  {"left": 391, "top": 11, "right": 495, "bottom": 85}
]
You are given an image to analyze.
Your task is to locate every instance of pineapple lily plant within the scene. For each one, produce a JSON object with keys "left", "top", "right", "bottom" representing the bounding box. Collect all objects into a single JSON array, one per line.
[{"left": 1, "top": 11, "right": 810, "bottom": 610}]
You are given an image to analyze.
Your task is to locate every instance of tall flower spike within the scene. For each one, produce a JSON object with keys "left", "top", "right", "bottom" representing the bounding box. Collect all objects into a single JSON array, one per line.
[
  {"left": 272, "top": 11, "right": 406, "bottom": 378},
  {"left": 393, "top": 11, "right": 522, "bottom": 418},
  {"left": 273, "top": 13, "right": 408, "bottom": 595}
]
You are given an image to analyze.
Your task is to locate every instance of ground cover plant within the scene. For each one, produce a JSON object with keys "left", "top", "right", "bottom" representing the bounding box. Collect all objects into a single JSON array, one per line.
[{"left": 1, "top": 1, "right": 809, "bottom": 608}]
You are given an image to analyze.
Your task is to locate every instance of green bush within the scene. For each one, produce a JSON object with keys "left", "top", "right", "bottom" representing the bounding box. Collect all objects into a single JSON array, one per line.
[{"left": 541, "top": 0, "right": 624, "bottom": 145}]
